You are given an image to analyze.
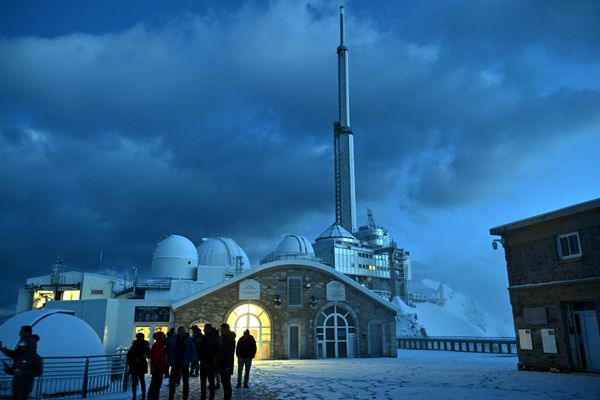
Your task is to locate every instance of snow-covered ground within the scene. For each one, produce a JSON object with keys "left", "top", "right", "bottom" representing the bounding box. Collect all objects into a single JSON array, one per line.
[
  {"left": 396, "top": 279, "right": 514, "bottom": 337},
  {"left": 89, "top": 350, "right": 600, "bottom": 400}
]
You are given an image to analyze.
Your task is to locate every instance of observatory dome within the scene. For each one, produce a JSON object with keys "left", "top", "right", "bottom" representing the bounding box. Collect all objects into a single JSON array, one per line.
[
  {"left": 151, "top": 234, "right": 198, "bottom": 280},
  {"left": 275, "top": 234, "right": 315, "bottom": 257},
  {"left": 197, "top": 237, "right": 251, "bottom": 270},
  {"left": 0, "top": 309, "right": 104, "bottom": 357}
]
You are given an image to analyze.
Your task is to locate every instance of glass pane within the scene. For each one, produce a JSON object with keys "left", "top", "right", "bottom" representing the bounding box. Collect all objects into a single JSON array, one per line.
[
  {"left": 259, "top": 312, "right": 270, "bottom": 327},
  {"left": 338, "top": 342, "right": 347, "bottom": 358},
  {"left": 337, "top": 328, "right": 346, "bottom": 338},
  {"left": 326, "top": 342, "right": 336, "bottom": 358},
  {"left": 560, "top": 237, "right": 570, "bottom": 256},
  {"left": 326, "top": 328, "right": 335, "bottom": 340},
  {"left": 569, "top": 235, "right": 580, "bottom": 254},
  {"left": 326, "top": 317, "right": 335, "bottom": 326},
  {"left": 248, "top": 315, "right": 260, "bottom": 328},
  {"left": 336, "top": 316, "right": 346, "bottom": 327}
]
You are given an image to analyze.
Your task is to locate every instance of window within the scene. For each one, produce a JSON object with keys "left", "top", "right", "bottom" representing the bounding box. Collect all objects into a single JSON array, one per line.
[
  {"left": 287, "top": 277, "right": 303, "bottom": 307},
  {"left": 556, "top": 232, "right": 582, "bottom": 260}
]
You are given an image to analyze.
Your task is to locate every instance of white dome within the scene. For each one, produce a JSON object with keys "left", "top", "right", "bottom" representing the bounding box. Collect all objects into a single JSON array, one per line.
[
  {"left": 151, "top": 234, "right": 198, "bottom": 279},
  {"left": 275, "top": 234, "right": 315, "bottom": 256},
  {"left": 197, "top": 237, "right": 250, "bottom": 270},
  {"left": 0, "top": 309, "right": 105, "bottom": 357}
]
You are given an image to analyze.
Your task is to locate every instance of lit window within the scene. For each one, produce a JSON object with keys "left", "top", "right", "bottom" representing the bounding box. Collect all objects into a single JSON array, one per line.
[
  {"left": 556, "top": 232, "right": 582, "bottom": 260},
  {"left": 32, "top": 290, "right": 55, "bottom": 309},
  {"left": 62, "top": 290, "right": 80, "bottom": 300}
]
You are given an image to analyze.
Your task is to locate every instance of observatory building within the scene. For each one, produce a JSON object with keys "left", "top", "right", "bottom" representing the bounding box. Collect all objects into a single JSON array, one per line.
[{"left": 12, "top": 7, "right": 405, "bottom": 359}]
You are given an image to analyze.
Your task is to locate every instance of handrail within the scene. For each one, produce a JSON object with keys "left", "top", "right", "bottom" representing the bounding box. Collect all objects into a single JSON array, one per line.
[
  {"left": 397, "top": 336, "right": 518, "bottom": 355},
  {"left": 0, "top": 353, "right": 129, "bottom": 399}
]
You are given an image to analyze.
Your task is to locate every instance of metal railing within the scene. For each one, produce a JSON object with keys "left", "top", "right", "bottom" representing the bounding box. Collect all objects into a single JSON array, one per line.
[
  {"left": 0, "top": 353, "right": 128, "bottom": 399},
  {"left": 397, "top": 336, "right": 517, "bottom": 355}
]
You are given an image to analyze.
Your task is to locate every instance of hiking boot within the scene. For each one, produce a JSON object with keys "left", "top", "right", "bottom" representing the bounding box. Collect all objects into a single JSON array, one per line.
[
  {"left": 236, "top": 383, "right": 241, "bottom": 388},
  {"left": 243, "top": 383, "right": 249, "bottom": 388}
]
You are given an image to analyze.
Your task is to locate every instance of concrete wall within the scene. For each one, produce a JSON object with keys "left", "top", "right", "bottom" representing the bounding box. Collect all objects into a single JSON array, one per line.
[{"left": 175, "top": 264, "right": 397, "bottom": 359}]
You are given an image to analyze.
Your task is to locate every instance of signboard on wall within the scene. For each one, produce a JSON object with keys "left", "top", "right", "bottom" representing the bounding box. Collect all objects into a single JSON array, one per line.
[
  {"left": 326, "top": 281, "right": 346, "bottom": 301},
  {"left": 134, "top": 306, "right": 171, "bottom": 322},
  {"left": 523, "top": 307, "right": 547, "bottom": 325},
  {"left": 239, "top": 279, "right": 261, "bottom": 300},
  {"left": 518, "top": 329, "right": 533, "bottom": 350},
  {"left": 541, "top": 329, "right": 558, "bottom": 353}
]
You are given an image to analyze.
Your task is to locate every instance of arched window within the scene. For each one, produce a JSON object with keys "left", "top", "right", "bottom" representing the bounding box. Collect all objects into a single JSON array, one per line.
[
  {"left": 226, "top": 303, "right": 271, "bottom": 359},
  {"left": 316, "top": 304, "right": 356, "bottom": 358}
]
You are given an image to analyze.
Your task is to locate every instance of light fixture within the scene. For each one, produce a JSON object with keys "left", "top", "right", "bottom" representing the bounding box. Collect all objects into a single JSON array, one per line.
[
  {"left": 491, "top": 238, "right": 505, "bottom": 250},
  {"left": 273, "top": 294, "right": 282, "bottom": 306},
  {"left": 310, "top": 295, "right": 318, "bottom": 307}
]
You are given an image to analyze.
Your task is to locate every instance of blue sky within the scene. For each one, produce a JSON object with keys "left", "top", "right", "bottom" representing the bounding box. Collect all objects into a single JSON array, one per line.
[{"left": 1, "top": 0, "right": 599, "bottom": 319}]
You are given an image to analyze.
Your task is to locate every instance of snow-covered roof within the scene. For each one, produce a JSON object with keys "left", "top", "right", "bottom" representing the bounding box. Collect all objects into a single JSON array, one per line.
[
  {"left": 315, "top": 222, "right": 357, "bottom": 242},
  {"left": 173, "top": 259, "right": 400, "bottom": 314}
]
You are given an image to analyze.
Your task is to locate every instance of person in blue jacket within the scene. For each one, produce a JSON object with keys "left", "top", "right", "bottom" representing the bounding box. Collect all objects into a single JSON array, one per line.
[{"left": 167, "top": 326, "right": 195, "bottom": 400}]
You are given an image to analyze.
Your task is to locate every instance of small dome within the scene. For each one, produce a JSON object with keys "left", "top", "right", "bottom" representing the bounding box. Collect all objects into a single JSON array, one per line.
[
  {"left": 275, "top": 235, "right": 315, "bottom": 256},
  {"left": 151, "top": 234, "right": 197, "bottom": 279},
  {"left": 197, "top": 237, "right": 251, "bottom": 270},
  {"left": 0, "top": 309, "right": 104, "bottom": 357}
]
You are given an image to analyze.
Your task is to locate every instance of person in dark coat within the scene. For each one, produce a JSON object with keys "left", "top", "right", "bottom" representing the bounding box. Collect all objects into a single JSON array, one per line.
[
  {"left": 189, "top": 326, "right": 202, "bottom": 377},
  {"left": 198, "top": 324, "right": 218, "bottom": 400},
  {"left": 217, "top": 323, "right": 236, "bottom": 400},
  {"left": 235, "top": 329, "right": 257, "bottom": 388},
  {"left": 165, "top": 328, "right": 175, "bottom": 379},
  {"left": 212, "top": 327, "right": 221, "bottom": 389},
  {"left": 167, "top": 326, "right": 194, "bottom": 400},
  {"left": 147, "top": 331, "right": 167, "bottom": 400},
  {"left": 128, "top": 332, "right": 151, "bottom": 400},
  {"left": 0, "top": 325, "right": 38, "bottom": 400}
]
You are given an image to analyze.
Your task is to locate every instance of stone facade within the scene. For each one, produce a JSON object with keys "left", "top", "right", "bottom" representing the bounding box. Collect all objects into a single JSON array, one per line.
[
  {"left": 491, "top": 199, "right": 600, "bottom": 372},
  {"left": 173, "top": 261, "right": 398, "bottom": 359}
]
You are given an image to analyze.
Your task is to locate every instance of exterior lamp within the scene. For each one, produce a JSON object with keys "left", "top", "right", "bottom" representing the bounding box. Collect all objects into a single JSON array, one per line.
[
  {"left": 273, "top": 294, "right": 282, "bottom": 306},
  {"left": 491, "top": 238, "right": 505, "bottom": 250},
  {"left": 310, "top": 295, "right": 318, "bottom": 307}
]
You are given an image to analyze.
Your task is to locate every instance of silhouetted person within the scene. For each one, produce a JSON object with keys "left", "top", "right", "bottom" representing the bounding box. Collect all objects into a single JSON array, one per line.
[
  {"left": 217, "top": 323, "right": 236, "bottom": 400},
  {"left": 236, "top": 329, "right": 257, "bottom": 388},
  {"left": 189, "top": 326, "right": 202, "bottom": 377},
  {"left": 167, "top": 326, "right": 194, "bottom": 400},
  {"left": 165, "top": 328, "right": 176, "bottom": 379},
  {"left": 0, "top": 325, "right": 39, "bottom": 400},
  {"left": 148, "top": 331, "right": 167, "bottom": 400},
  {"left": 128, "top": 332, "right": 151, "bottom": 400},
  {"left": 198, "top": 324, "right": 218, "bottom": 400},
  {"left": 213, "top": 327, "right": 221, "bottom": 389}
]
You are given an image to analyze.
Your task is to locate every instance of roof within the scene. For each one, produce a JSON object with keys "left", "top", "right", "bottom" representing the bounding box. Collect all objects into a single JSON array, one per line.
[
  {"left": 172, "top": 259, "right": 401, "bottom": 314},
  {"left": 315, "top": 222, "right": 357, "bottom": 242},
  {"left": 490, "top": 198, "right": 600, "bottom": 235}
]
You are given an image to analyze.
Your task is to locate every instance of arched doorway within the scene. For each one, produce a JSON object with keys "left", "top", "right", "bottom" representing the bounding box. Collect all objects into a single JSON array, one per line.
[
  {"left": 226, "top": 303, "right": 271, "bottom": 359},
  {"left": 316, "top": 304, "right": 356, "bottom": 358}
]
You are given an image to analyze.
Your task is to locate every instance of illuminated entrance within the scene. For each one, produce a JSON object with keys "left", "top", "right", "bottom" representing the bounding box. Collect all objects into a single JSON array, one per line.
[
  {"left": 316, "top": 304, "right": 356, "bottom": 358},
  {"left": 226, "top": 303, "right": 271, "bottom": 360}
]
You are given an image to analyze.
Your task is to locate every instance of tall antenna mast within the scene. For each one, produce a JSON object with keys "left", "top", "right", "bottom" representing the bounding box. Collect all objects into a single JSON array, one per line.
[{"left": 333, "top": 5, "right": 357, "bottom": 233}]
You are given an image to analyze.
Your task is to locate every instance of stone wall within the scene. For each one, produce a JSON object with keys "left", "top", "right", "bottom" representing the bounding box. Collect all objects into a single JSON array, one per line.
[{"left": 174, "top": 264, "right": 397, "bottom": 359}]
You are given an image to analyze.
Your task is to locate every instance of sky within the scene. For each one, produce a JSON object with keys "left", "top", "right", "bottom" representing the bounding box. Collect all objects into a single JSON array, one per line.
[{"left": 1, "top": 0, "right": 599, "bottom": 320}]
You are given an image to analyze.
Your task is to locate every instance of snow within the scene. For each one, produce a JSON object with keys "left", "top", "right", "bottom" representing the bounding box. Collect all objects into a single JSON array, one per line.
[
  {"left": 396, "top": 279, "right": 514, "bottom": 337},
  {"left": 88, "top": 351, "right": 600, "bottom": 400}
]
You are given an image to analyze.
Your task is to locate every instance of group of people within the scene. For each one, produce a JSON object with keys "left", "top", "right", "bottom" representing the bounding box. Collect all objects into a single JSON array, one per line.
[
  {"left": 127, "top": 323, "right": 257, "bottom": 400},
  {"left": 0, "top": 325, "right": 43, "bottom": 400}
]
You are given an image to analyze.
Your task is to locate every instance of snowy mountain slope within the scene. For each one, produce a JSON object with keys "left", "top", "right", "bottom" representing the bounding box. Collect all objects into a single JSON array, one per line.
[{"left": 395, "top": 279, "right": 513, "bottom": 337}]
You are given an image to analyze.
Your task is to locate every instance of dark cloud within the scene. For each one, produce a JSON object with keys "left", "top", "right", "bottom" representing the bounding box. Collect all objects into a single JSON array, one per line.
[{"left": 0, "top": 1, "right": 599, "bottom": 313}]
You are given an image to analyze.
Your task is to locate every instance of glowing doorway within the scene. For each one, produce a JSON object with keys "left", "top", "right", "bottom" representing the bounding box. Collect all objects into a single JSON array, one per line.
[{"left": 226, "top": 303, "right": 271, "bottom": 359}]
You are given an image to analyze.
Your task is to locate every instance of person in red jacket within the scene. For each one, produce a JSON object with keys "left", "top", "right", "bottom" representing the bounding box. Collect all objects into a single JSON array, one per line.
[{"left": 147, "top": 331, "right": 167, "bottom": 400}]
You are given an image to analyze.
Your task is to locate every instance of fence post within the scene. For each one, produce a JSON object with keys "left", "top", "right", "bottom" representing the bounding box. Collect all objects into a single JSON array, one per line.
[{"left": 82, "top": 358, "right": 89, "bottom": 398}]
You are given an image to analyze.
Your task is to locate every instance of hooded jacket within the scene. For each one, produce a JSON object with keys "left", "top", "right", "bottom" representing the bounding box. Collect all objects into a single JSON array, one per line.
[{"left": 150, "top": 332, "right": 167, "bottom": 374}]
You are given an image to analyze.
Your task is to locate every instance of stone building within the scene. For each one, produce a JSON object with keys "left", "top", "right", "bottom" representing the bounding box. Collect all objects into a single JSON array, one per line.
[
  {"left": 490, "top": 198, "right": 600, "bottom": 373},
  {"left": 173, "top": 259, "right": 399, "bottom": 359}
]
